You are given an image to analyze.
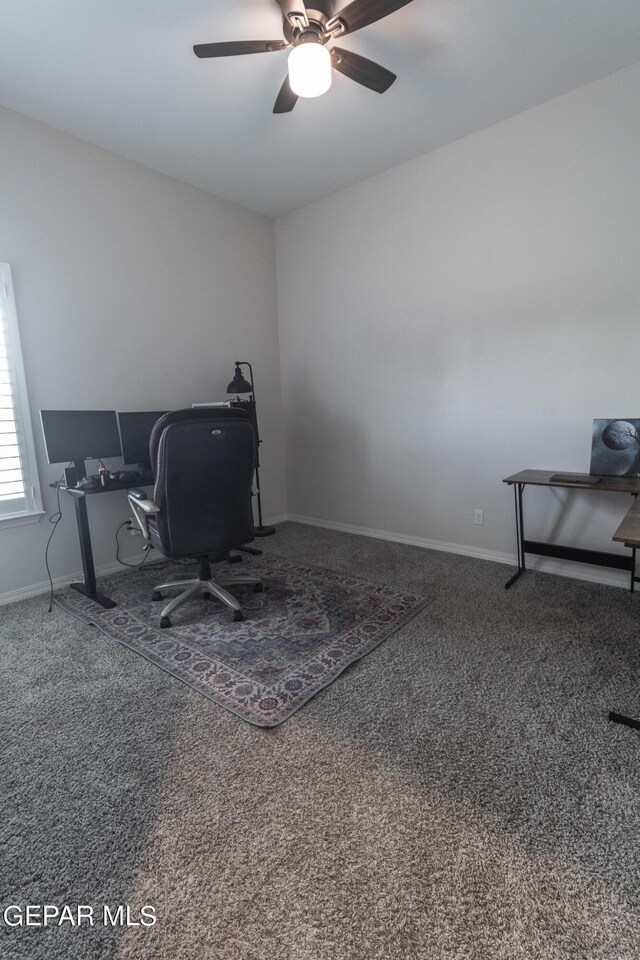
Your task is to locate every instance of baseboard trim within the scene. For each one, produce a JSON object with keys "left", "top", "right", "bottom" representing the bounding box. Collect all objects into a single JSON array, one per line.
[
  {"left": 287, "top": 513, "right": 515, "bottom": 565},
  {"left": 1, "top": 513, "right": 630, "bottom": 607},
  {"left": 0, "top": 513, "right": 290, "bottom": 607},
  {"left": 263, "top": 514, "right": 288, "bottom": 527},
  {"left": 284, "top": 514, "right": 630, "bottom": 590},
  {"left": 0, "top": 558, "right": 140, "bottom": 608}
]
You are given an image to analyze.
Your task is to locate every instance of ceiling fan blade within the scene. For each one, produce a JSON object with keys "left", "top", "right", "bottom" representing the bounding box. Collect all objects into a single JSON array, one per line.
[
  {"left": 193, "top": 40, "right": 287, "bottom": 58},
  {"left": 273, "top": 75, "right": 298, "bottom": 113},
  {"left": 275, "top": 0, "right": 308, "bottom": 27},
  {"left": 331, "top": 46, "right": 396, "bottom": 93},
  {"left": 327, "top": 0, "right": 414, "bottom": 36}
]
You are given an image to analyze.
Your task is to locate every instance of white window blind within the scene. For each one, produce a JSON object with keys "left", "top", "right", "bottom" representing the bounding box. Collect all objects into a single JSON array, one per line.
[{"left": 0, "top": 263, "right": 43, "bottom": 522}]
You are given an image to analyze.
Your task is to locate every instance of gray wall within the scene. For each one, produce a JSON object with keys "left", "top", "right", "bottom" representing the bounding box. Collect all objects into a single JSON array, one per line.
[
  {"left": 3, "top": 61, "right": 640, "bottom": 601},
  {"left": 0, "top": 105, "right": 284, "bottom": 601},
  {"left": 275, "top": 63, "right": 640, "bottom": 582}
]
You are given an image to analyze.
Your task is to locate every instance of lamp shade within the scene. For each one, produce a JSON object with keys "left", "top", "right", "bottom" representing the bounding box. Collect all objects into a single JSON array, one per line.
[
  {"left": 227, "top": 364, "right": 253, "bottom": 394},
  {"left": 288, "top": 41, "right": 332, "bottom": 98}
]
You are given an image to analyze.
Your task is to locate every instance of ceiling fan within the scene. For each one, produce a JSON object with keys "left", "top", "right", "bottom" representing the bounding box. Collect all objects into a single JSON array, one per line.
[{"left": 194, "top": 0, "right": 415, "bottom": 113}]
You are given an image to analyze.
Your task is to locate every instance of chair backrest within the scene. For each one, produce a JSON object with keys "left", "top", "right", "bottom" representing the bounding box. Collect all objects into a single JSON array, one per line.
[{"left": 149, "top": 407, "right": 255, "bottom": 560}]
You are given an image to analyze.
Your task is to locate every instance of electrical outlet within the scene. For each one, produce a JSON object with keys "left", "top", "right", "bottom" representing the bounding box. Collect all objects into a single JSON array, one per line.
[
  {"left": 129, "top": 523, "right": 142, "bottom": 536},
  {"left": 474, "top": 509, "right": 484, "bottom": 525}
]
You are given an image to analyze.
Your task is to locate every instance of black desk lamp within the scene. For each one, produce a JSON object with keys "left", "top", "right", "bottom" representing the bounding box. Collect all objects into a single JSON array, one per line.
[{"left": 226, "top": 361, "right": 275, "bottom": 537}]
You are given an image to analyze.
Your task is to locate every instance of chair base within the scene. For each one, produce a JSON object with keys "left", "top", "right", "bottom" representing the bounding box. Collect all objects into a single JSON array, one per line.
[{"left": 153, "top": 574, "right": 263, "bottom": 626}]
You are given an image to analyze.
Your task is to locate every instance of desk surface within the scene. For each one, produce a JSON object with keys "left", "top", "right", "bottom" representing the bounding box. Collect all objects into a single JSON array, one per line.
[
  {"left": 503, "top": 470, "right": 640, "bottom": 495},
  {"left": 612, "top": 498, "right": 640, "bottom": 546},
  {"left": 51, "top": 476, "right": 154, "bottom": 495}
]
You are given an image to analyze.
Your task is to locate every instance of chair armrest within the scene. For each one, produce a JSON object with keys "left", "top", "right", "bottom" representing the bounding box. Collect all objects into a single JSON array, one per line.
[{"left": 127, "top": 491, "right": 159, "bottom": 540}]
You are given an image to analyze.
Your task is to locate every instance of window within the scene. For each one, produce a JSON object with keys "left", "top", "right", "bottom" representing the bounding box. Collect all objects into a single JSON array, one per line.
[{"left": 0, "top": 263, "right": 43, "bottom": 523}]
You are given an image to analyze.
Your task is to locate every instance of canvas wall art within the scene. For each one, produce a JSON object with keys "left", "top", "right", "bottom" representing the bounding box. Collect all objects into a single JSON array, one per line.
[{"left": 590, "top": 419, "right": 640, "bottom": 477}]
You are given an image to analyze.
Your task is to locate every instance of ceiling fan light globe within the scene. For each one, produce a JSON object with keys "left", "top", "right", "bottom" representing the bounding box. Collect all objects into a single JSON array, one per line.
[{"left": 288, "top": 42, "right": 332, "bottom": 98}]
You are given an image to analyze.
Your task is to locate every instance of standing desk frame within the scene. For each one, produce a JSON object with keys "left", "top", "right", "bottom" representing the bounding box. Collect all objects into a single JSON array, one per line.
[
  {"left": 52, "top": 477, "right": 154, "bottom": 609},
  {"left": 503, "top": 470, "right": 640, "bottom": 592}
]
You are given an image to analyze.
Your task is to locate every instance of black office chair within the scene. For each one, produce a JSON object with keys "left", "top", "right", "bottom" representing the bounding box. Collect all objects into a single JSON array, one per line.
[{"left": 128, "top": 407, "right": 263, "bottom": 627}]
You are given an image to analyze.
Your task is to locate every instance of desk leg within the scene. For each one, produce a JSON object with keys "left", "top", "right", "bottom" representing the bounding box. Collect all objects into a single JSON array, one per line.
[
  {"left": 69, "top": 493, "right": 117, "bottom": 609},
  {"left": 609, "top": 711, "right": 640, "bottom": 731},
  {"left": 505, "top": 483, "right": 525, "bottom": 589},
  {"left": 631, "top": 546, "right": 637, "bottom": 593}
]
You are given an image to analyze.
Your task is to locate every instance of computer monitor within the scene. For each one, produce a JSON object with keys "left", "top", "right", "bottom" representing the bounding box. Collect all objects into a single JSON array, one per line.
[
  {"left": 40, "top": 410, "right": 122, "bottom": 476},
  {"left": 117, "top": 411, "right": 167, "bottom": 470}
]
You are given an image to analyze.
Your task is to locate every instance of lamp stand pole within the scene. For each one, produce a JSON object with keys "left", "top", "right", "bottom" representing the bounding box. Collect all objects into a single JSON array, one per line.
[
  {"left": 229, "top": 361, "right": 275, "bottom": 538},
  {"left": 246, "top": 392, "right": 275, "bottom": 537}
]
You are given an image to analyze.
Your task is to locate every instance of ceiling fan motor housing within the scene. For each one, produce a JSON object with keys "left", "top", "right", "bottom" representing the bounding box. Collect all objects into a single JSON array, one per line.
[{"left": 295, "top": 24, "right": 328, "bottom": 47}]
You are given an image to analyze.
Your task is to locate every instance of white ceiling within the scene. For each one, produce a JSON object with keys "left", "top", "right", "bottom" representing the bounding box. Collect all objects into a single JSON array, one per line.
[{"left": 0, "top": 0, "right": 639, "bottom": 217}]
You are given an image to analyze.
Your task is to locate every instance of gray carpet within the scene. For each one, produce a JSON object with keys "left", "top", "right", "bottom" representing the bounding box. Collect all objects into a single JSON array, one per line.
[{"left": 1, "top": 521, "right": 640, "bottom": 959}]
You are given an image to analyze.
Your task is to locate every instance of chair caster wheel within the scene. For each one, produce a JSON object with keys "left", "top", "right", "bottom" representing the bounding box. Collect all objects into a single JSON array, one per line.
[
  {"left": 228, "top": 554, "right": 243, "bottom": 564},
  {"left": 152, "top": 591, "right": 164, "bottom": 602},
  {"left": 233, "top": 610, "right": 244, "bottom": 622},
  {"left": 253, "top": 582, "right": 264, "bottom": 593},
  {"left": 160, "top": 616, "right": 172, "bottom": 628}
]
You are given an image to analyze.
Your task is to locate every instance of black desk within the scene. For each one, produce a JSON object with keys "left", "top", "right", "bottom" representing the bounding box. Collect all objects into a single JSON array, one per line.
[
  {"left": 503, "top": 470, "right": 640, "bottom": 591},
  {"left": 52, "top": 475, "right": 154, "bottom": 608}
]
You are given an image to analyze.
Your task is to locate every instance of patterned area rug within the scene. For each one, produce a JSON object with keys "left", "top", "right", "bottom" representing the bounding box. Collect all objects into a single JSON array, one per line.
[{"left": 57, "top": 553, "right": 431, "bottom": 727}]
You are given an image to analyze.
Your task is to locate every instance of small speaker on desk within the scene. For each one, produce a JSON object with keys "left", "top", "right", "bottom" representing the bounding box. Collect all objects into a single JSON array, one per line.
[{"left": 64, "top": 465, "right": 83, "bottom": 489}]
